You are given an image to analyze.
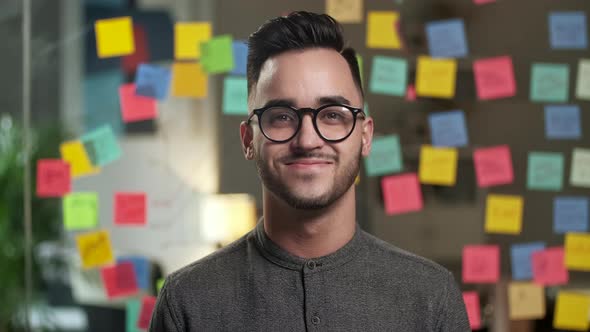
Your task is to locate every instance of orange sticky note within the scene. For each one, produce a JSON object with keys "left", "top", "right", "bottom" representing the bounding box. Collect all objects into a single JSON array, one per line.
[
  {"left": 171, "top": 62, "right": 208, "bottom": 98},
  {"left": 76, "top": 230, "right": 115, "bottom": 269},
  {"left": 553, "top": 291, "right": 590, "bottom": 331},
  {"left": 462, "top": 292, "right": 482, "bottom": 330},
  {"left": 60, "top": 140, "right": 100, "bottom": 178},
  {"left": 95, "top": 16, "right": 135, "bottom": 58},
  {"left": 36, "top": 159, "right": 71, "bottom": 197},
  {"left": 381, "top": 173, "right": 423, "bottom": 215},
  {"left": 473, "top": 145, "right": 514, "bottom": 187},
  {"left": 119, "top": 83, "right": 157, "bottom": 123},
  {"left": 137, "top": 296, "right": 157, "bottom": 329},
  {"left": 463, "top": 244, "right": 500, "bottom": 283},
  {"left": 326, "top": 0, "right": 363, "bottom": 23},
  {"left": 508, "top": 282, "right": 546, "bottom": 320},
  {"left": 485, "top": 194, "right": 524, "bottom": 235},
  {"left": 532, "top": 247, "right": 569, "bottom": 286},
  {"left": 100, "top": 261, "right": 139, "bottom": 299},
  {"left": 415, "top": 56, "right": 457, "bottom": 99},
  {"left": 565, "top": 232, "right": 590, "bottom": 271},
  {"left": 114, "top": 192, "right": 147, "bottom": 226},
  {"left": 174, "top": 22, "right": 212, "bottom": 59},
  {"left": 418, "top": 145, "right": 458, "bottom": 186},
  {"left": 366, "top": 11, "right": 402, "bottom": 49}
]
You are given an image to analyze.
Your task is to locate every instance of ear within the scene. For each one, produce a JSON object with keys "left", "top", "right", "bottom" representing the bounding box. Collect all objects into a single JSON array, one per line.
[
  {"left": 360, "top": 116, "right": 374, "bottom": 157},
  {"left": 240, "top": 121, "right": 255, "bottom": 160}
]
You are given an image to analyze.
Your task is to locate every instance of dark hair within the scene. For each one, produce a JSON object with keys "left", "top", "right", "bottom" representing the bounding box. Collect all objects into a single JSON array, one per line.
[{"left": 246, "top": 11, "right": 364, "bottom": 98}]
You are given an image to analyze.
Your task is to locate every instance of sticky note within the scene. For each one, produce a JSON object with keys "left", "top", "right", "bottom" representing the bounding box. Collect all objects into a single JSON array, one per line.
[
  {"left": 369, "top": 56, "right": 407, "bottom": 96},
  {"left": 570, "top": 147, "right": 590, "bottom": 188},
  {"left": 510, "top": 242, "right": 546, "bottom": 280},
  {"left": 134, "top": 64, "right": 171, "bottom": 100},
  {"left": 527, "top": 152, "right": 564, "bottom": 191},
  {"left": 426, "top": 18, "right": 468, "bottom": 58},
  {"left": 554, "top": 197, "right": 589, "bottom": 234},
  {"left": 60, "top": 140, "right": 100, "bottom": 178},
  {"left": 462, "top": 292, "right": 482, "bottom": 330},
  {"left": 95, "top": 17, "right": 135, "bottom": 58},
  {"left": 174, "top": 22, "right": 211, "bottom": 59},
  {"left": 544, "top": 105, "right": 581, "bottom": 140},
  {"left": 118, "top": 256, "right": 150, "bottom": 290},
  {"left": 76, "top": 230, "right": 115, "bottom": 269},
  {"left": 100, "top": 262, "right": 139, "bottom": 299},
  {"left": 84, "top": 70, "right": 124, "bottom": 135},
  {"left": 326, "top": 0, "right": 363, "bottom": 23},
  {"left": 122, "top": 25, "right": 149, "bottom": 75},
  {"left": 36, "top": 159, "right": 71, "bottom": 197},
  {"left": 428, "top": 110, "right": 469, "bottom": 147},
  {"left": 364, "top": 135, "right": 403, "bottom": 176},
  {"left": 553, "top": 291, "right": 590, "bottom": 331},
  {"left": 171, "top": 62, "right": 208, "bottom": 98},
  {"left": 565, "top": 232, "right": 590, "bottom": 271},
  {"left": 381, "top": 173, "right": 423, "bottom": 215},
  {"left": 63, "top": 193, "right": 98, "bottom": 231},
  {"left": 485, "top": 194, "right": 524, "bottom": 235},
  {"left": 231, "top": 41, "right": 248, "bottom": 76},
  {"left": 532, "top": 247, "right": 568, "bottom": 286},
  {"left": 137, "top": 296, "right": 157, "bottom": 329},
  {"left": 462, "top": 244, "right": 500, "bottom": 283},
  {"left": 530, "top": 63, "right": 569, "bottom": 103},
  {"left": 508, "top": 282, "right": 546, "bottom": 320},
  {"left": 576, "top": 58, "right": 590, "bottom": 100},
  {"left": 119, "top": 83, "right": 158, "bottom": 123},
  {"left": 406, "top": 84, "right": 416, "bottom": 101},
  {"left": 223, "top": 76, "right": 248, "bottom": 115},
  {"left": 366, "top": 11, "right": 401, "bottom": 49},
  {"left": 415, "top": 56, "right": 457, "bottom": 98},
  {"left": 474, "top": 0, "right": 495, "bottom": 4},
  {"left": 418, "top": 145, "right": 458, "bottom": 186},
  {"left": 157, "top": 278, "right": 165, "bottom": 293},
  {"left": 201, "top": 35, "right": 234, "bottom": 74},
  {"left": 549, "top": 11, "right": 588, "bottom": 49},
  {"left": 126, "top": 299, "right": 142, "bottom": 332},
  {"left": 473, "top": 56, "right": 516, "bottom": 100},
  {"left": 81, "top": 125, "right": 122, "bottom": 167},
  {"left": 473, "top": 145, "right": 514, "bottom": 187},
  {"left": 357, "top": 54, "right": 364, "bottom": 85},
  {"left": 114, "top": 192, "right": 147, "bottom": 226}
]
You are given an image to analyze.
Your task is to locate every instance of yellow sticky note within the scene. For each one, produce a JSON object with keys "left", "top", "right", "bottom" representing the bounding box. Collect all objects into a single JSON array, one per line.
[
  {"left": 94, "top": 16, "right": 135, "bottom": 58},
  {"left": 171, "top": 62, "right": 208, "bottom": 98},
  {"left": 175, "top": 22, "right": 212, "bottom": 59},
  {"left": 565, "top": 232, "right": 590, "bottom": 271},
  {"left": 508, "top": 282, "right": 545, "bottom": 320},
  {"left": 76, "top": 230, "right": 115, "bottom": 269},
  {"left": 485, "top": 194, "right": 524, "bottom": 235},
  {"left": 326, "top": 0, "right": 363, "bottom": 24},
  {"left": 416, "top": 56, "right": 457, "bottom": 98},
  {"left": 553, "top": 291, "right": 590, "bottom": 331},
  {"left": 60, "top": 141, "right": 100, "bottom": 178},
  {"left": 418, "top": 145, "right": 458, "bottom": 186},
  {"left": 366, "top": 11, "right": 402, "bottom": 49}
]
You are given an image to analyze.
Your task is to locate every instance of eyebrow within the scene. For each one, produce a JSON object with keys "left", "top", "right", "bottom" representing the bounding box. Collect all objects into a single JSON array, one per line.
[{"left": 260, "top": 95, "right": 352, "bottom": 109}]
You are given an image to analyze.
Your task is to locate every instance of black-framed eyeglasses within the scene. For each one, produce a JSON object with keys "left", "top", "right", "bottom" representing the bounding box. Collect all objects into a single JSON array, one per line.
[{"left": 246, "top": 104, "right": 365, "bottom": 143}]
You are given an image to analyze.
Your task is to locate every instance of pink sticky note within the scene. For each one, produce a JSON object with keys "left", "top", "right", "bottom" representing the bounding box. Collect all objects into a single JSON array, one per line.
[
  {"left": 381, "top": 173, "right": 423, "bottom": 215},
  {"left": 532, "top": 247, "right": 569, "bottom": 286},
  {"left": 405, "top": 84, "right": 416, "bottom": 101},
  {"left": 473, "top": 56, "right": 516, "bottom": 100},
  {"left": 474, "top": 0, "right": 496, "bottom": 4},
  {"left": 100, "top": 262, "right": 139, "bottom": 299},
  {"left": 137, "top": 295, "right": 157, "bottom": 329},
  {"left": 462, "top": 291, "right": 482, "bottom": 330},
  {"left": 114, "top": 192, "right": 147, "bottom": 226},
  {"left": 463, "top": 245, "right": 500, "bottom": 283},
  {"left": 473, "top": 145, "right": 514, "bottom": 187},
  {"left": 119, "top": 83, "right": 157, "bottom": 123},
  {"left": 36, "top": 159, "right": 71, "bottom": 197}
]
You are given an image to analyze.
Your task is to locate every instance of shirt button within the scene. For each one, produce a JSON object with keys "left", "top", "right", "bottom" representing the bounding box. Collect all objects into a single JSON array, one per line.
[
  {"left": 311, "top": 315, "right": 321, "bottom": 325},
  {"left": 307, "top": 260, "right": 316, "bottom": 270}
]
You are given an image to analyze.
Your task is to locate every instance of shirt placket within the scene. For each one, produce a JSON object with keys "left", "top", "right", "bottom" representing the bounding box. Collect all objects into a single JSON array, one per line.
[{"left": 303, "top": 259, "right": 324, "bottom": 331}]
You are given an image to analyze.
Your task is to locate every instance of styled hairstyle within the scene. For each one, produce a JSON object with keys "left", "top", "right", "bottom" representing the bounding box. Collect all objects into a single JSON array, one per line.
[{"left": 246, "top": 11, "right": 364, "bottom": 98}]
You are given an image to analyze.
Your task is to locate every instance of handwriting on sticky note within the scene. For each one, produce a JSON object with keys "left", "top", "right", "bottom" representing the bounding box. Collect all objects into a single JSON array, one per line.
[
  {"left": 76, "top": 230, "right": 115, "bottom": 269},
  {"left": 416, "top": 56, "right": 457, "bottom": 98},
  {"left": 137, "top": 296, "right": 157, "bottom": 329},
  {"left": 366, "top": 11, "right": 401, "bottom": 49},
  {"left": 544, "top": 105, "right": 581, "bottom": 140},
  {"left": 135, "top": 64, "right": 171, "bottom": 100},
  {"left": 115, "top": 192, "right": 147, "bottom": 226},
  {"left": 462, "top": 245, "right": 500, "bottom": 283},
  {"left": 532, "top": 247, "right": 568, "bottom": 286},
  {"left": 223, "top": 76, "right": 248, "bottom": 115},
  {"left": 418, "top": 145, "right": 458, "bottom": 186},
  {"left": 171, "top": 62, "right": 208, "bottom": 98},
  {"left": 36, "top": 159, "right": 71, "bottom": 197},
  {"left": 174, "top": 22, "right": 211, "bottom": 59},
  {"left": 60, "top": 140, "right": 100, "bottom": 178},
  {"left": 369, "top": 56, "right": 407, "bottom": 96},
  {"left": 530, "top": 63, "right": 569, "bottom": 103},
  {"left": 63, "top": 193, "right": 99, "bottom": 231},
  {"left": 81, "top": 125, "right": 122, "bottom": 167},
  {"left": 428, "top": 110, "right": 468, "bottom": 147},
  {"left": 365, "top": 135, "right": 403, "bottom": 176},
  {"left": 485, "top": 194, "right": 523, "bottom": 235},
  {"left": 508, "top": 282, "right": 546, "bottom": 320},
  {"left": 381, "top": 173, "right": 423, "bottom": 215},
  {"left": 554, "top": 197, "right": 589, "bottom": 234},
  {"left": 473, "top": 145, "right": 514, "bottom": 187},
  {"left": 576, "top": 59, "right": 590, "bottom": 100},
  {"left": 201, "top": 35, "right": 234, "bottom": 74},
  {"left": 462, "top": 292, "right": 482, "bottom": 330},
  {"left": 95, "top": 16, "right": 135, "bottom": 58},
  {"left": 571, "top": 148, "right": 590, "bottom": 188},
  {"left": 565, "top": 232, "right": 590, "bottom": 271},
  {"left": 553, "top": 291, "right": 590, "bottom": 331},
  {"left": 326, "top": 0, "right": 363, "bottom": 23},
  {"left": 119, "top": 83, "right": 158, "bottom": 123},
  {"left": 527, "top": 152, "right": 564, "bottom": 191},
  {"left": 101, "top": 262, "right": 139, "bottom": 299},
  {"left": 426, "top": 19, "right": 468, "bottom": 58},
  {"left": 473, "top": 56, "right": 516, "bottom": 100}
]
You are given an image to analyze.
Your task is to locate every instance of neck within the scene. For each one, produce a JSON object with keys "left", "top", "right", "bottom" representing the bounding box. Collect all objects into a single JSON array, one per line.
[{"left": 262, "top": 187, "right": 357, "bottom": 259}]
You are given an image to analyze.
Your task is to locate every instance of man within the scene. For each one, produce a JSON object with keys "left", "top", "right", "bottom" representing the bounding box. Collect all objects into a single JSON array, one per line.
[{"left": 150, "top": 11, "right": 470, "bottom": 331}]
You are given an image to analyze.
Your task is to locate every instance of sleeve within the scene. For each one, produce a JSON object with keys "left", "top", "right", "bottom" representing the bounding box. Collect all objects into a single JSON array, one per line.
[
  {"left": 149, "top": 280, "right": 183, "bottom": 332},
  {"left": 435, "top": 271, "right": 471, "bottom": 332}
]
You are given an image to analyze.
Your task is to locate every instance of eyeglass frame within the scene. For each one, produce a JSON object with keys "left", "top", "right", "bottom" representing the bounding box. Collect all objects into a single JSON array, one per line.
[{"left": 246, "top": 103, "right": 366, "bottom": 143}]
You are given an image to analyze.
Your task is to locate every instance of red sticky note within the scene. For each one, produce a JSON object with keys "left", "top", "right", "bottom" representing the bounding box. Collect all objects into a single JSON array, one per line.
[
  {"left": 532, "top": 247, "right": 569, "bottom": 286},
  {"left": 405, "top": 84, "right": 416, "bottom": 101},
  {"left": 463, "top": 245, "right": 500, "bottom": 284},
  {"left": 100, "top": 262, "right": 139, "bottom": 299},
  {"left": 36, "top": 159, "right": 71, "bottom": 197},
  {"left": 474, "top": 0, "right": 495, "bottom": 4},
  {"left": 137, "top": 296, "right": 157, "bottom": 329},
  {"left": 462, "top": 291, "right": 482, "bottom": 330},
  {"left": 473, "top": 56, "right": 516, "bottom": 100},
  {"left": 381, "top": 173, "right": 423, "bottom": 215},
  {"left": 473, "top": 145, "right": 514, "bottom": 187},
  {"left": 114, "top": 192, "right": 147, "bottom": 226},
  {"left": 122, "top": 24, "right": 150, "bottom": 74},
  {"left": 119, "top": 83, "right": 157, "bottom": 123}
]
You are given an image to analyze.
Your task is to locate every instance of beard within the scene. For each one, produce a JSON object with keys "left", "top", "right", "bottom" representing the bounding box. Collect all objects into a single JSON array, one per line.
[{"left": 254, "top": 147, "right": 362, "bottom": 210}]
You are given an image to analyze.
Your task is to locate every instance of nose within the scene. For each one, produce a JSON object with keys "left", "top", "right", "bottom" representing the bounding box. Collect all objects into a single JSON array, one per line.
[{"left": 291, "top": 112, "right": 324, "bottom": 150}]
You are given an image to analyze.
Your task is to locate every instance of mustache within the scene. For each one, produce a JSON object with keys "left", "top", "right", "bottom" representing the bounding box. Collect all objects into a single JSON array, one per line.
[{"left": 278, "top": 152, "right": 338, "bottom": 164}]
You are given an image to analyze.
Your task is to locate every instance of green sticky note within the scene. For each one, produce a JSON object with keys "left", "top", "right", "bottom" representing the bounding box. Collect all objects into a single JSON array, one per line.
[
  {"left": 157, "top": 278, "right": 165, "bottom": 293},
  {"left": 570, "top": 147, "right": 590, "bottom": 188},
  {"left": 356, "top": 54, "right": 364, "bottom": 86},
  {"left": 201, "top": 35, "right": 234, "bottom": 74},
  {"left": 63, "top": 192, "right": 98, "bottom": 230},
  {"left": 527, "top": 152, "right": 564, "bottom": 191},
  {"left": 530, "top": 63, "right": 569, "bottom": 102},
  {"left": 81, "top": 125, "right": 122, "bottom": 167},
  {"left": 363, "top": 102, "right": 369, "bottom": 116},
  {"left": 223, "top": 76, "right": 248, "bottom": 115},
  {"left": 369, "top": 56, "right": 408, "bottom": 96},
  {"left": 364, "top": 135, "right": 403, "bottom": 176},
  {"left": 126, "top": 299, "right": 142, "bottom": 332}
]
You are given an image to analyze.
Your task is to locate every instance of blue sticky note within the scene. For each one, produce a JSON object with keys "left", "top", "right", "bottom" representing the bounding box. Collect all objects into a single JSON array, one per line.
[
  {"left": 81, "top": 125, "right": 122, "bottom": 167},
  {"left": 135, "top": 64, "right": 172, "bottom": 100},
  {"left": 84, "top": 70, "right": 124, "bottom": 135},
  {"left": 230, "top": 41, "right": 248, "bottom": 76},
  {"left": 544, "top": 105, "right": 581, "bottom": 140},
  {"left": 369, "top": 56, "right": 408, "bottom": 96},
  {"left": 549, "top": 11, "right": 588, "bottom": 49},
  {"left": 554, "top": 196, "right": 589, "bottom": 234},
  {"left": 223, "top": 76, "right": 248, "bottom": 115},
  {"left": 117, "top": 256, "right": 151, "bottom": 290},
  {"left": 527, "top": 152, "right": 564, "bottom": 191},
  {"left": 510, "top": 242, "right": 546, "bottom": 280},
  {"left": 530, "top": 63, "right": 569, "bottom": 102},
  {"left": 426, "top": 18, "right": 468, "bottom": 58},
  {"left": 428, "top": 110, "right": 469, "bottom": 147},
  {"left": 364, "top": 135, "right": 403, "bottom": 176},
  {"left": 125, "top": 299, "right": 142, "bottom": 332}
]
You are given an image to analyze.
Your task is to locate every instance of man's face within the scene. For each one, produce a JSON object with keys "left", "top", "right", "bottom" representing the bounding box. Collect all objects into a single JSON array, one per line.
[{"left": 241, "top": 48, "right": 373, "bottom": 210}]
